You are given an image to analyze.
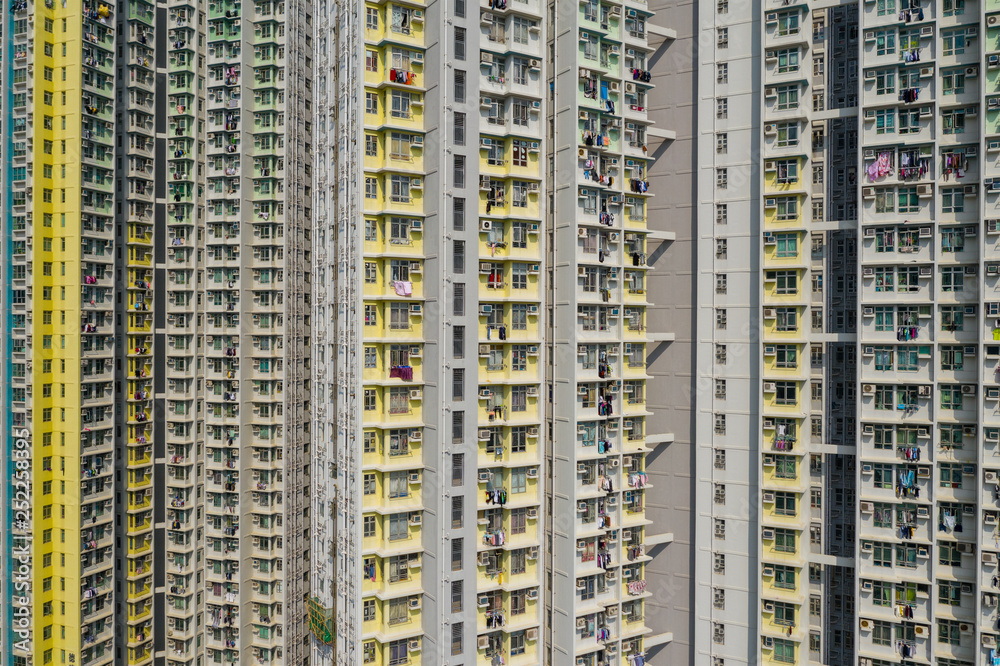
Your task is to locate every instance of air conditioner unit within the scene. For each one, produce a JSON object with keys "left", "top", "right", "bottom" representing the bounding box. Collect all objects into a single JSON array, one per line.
[
  {"left": 860, "top": 502, "right": 874, "bottom": 513},
  {"left": 860, "top": 619, "right": 872, "bottom": 630},
  {"left": 762, "top": 492, "right": 775, "bottom": 503},
  {"left": 480, "top": 220, "right": 493, "bottom": 231}
]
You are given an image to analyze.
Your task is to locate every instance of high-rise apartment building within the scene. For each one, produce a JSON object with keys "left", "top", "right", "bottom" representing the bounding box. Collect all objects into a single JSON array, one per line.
[
  {"left": 0, "top": 0, "right": 313, "bottom": 661},
  {"left": 676, "top": 1, "right": 1000, "bottom": 665},
  {"left": 310, "top": 0, "right": 681, "bottom": 665}
]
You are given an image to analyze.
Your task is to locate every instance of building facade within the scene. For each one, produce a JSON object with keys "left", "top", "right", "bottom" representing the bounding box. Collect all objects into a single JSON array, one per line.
[
  {"left": 310, "top": 0, "right": 681, "bottom": 665},
  {"left": 0, "top": 0, "right": 313, "bottom": 661}
]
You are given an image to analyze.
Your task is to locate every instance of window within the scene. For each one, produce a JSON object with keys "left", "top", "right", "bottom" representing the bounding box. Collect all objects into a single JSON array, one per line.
[
  {"left": 942, "top": 187, "right": 965, "bottom": 213},
  {"left": 776, "top": 48, "right": 799, "bottom": 74},
  {"left": 942, "top": 29, "right": 966, "bottom": 56},
  {"left": 512, "top": 16, "right": 530, "bottom": 44},
  {"left": 938, "top": 580, "right": 962, "bottom": 607},
  {"left": 770, "top": 271, "right": 798, "bottom": 295},
  {"left": 942, "top": 267, "right": 964, "bottom": 293},
  {"left": 715, "top": 274, "right": 728, "bottom": 294},
  {"left": 776, "top": 307, "right": 797, "bottom": 332},
  {"left": 944, "top": 0, "right": 965, "bottom": 15},
  {"left": 716, "top": 133, "right": 727, "bottom": 154},
  {"left": 453, "top": 27, "right": 466, "bottom": 60},
  {"left": 715, "top": 309, "right": 727, "bottom": 330},
  {"left": 453, "top": 155, "right": 465, "bottom": 188},
  {"left": 388, "top": 639, "right": 409, "bottom": 665},
  {"left": 451, "top": 622, "right": 463, "bottom": 655},
  {"left": 775, "top": 84, "right": 799, "bottom": 110},
  {"left": 716, "top": 168, "right": 728, "bottom": 189},
  {"left": 774, "top": 528, "right": 796, "bottom": 554},
  {"left": 453, "top": 283, "right": 465, "bottom": 316},
  {"left": 873, "top": 541, "right": 892, "bottom": 567},
  {"left": 938, "top": 619, "right": 961, "bottom": 646},
  {"left": 774, "top": 492, "right": 796, "bottom": 516},
  {"left": 941, "top": 346, "right": 964, "bottom": 371},
  {"left": 775, "top": 233, "right": 797, "bottom": 258},
  {"left": 893, "top": 106, "right": 914, "bottom": 135},
  {"left": 716, "top": 239, "right": 727, "bottom": 259},
  {"left": 713, "top": 205, "right": 728, "bottom": 229},
  {"left": 940, "top": 462, "right": 963, "bottom": 488},
  {"left": 452, "top": 452, "right": 464, "bottom": 485},
  {"left": 390, "top": 5, "right": 411, "bottom": 33},
  {"left": 717, "top": 27, "right": 728, "bottom": 48},
  {"left": 875, "top": 109, "right": 894, "bottom": 135},
  {"left": 874, "top": 28, "right": 896, "bottom": 56},
  {"left": 942, "top": 68, "right": 965, "bottom": 95},
  {"left": 365, "top": 49, "right": 378, "bottom": 72},
  {"left": 775, "top": 381, "right": 796, "bottom": 406},
  {"left": 897, "top": 186, "right": 919, "bottom": 213},
  {"left": 941, "top": 227, "right": 965, "bottom": 252},
  {"left": 775, "top": 10, "right": 799, "bottom": 36},
  {"left": 716, "top": 98, "right": 728, "bottom": 118},
  {"left": 363, "top": 515, "right": 375, "bottom": 537},
  {"left": 943, "top": 109, "right": 966, "bottom": 135},
  {"left": 714, "top": 414, "right": 726, "bottom": 435},
  {"left": 776, "top": 122, "right": 798, "bottom": 147},
  {"left": 872, "top": 620, "right": 891, "bottom": 646},
  {"left": 775, "top": 455, "right": 796, "bottom": 480},
  {"left": 875, "top": 69, "right": 895, "bottom": 95},
  {"left": 388, "top": 471, "right": 408, "bottom": 498},
  {"left": 716, "top": 63, "right": 728, "bottom": 83},
  {"left": 776, "top": 197, "right": 797, "bottom": 221},
  {"left": 454, "top": 70, "right": 466, "bottom": 103},
  {"left": 939, "top": 541, "right": 961, "bottom": 566},
  {"left": 390, "top": 91, "right": 412, "bottom": 119},
  {"left": 774, "top": 565, "right": 795, "bottom": 590}
]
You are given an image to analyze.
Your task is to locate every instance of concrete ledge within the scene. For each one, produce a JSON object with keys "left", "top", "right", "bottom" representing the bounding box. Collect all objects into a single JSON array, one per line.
[
  {"left": 645, "top": 433, "right": 674, "bottom": 445},
  {"left": 810, "top": 553, "right": 855, "bottom": 568},
  {"left": 646, "top": 229, "right": 676, "bottom": 241},
  {"left": 645, "top": 532, "right": 674, "bottom": 546},
  {"left": 647, "top": 332, "right": 675, "bottom": 342},
  {"left": 647, "top": 24, "right": 677, "bottom": 40},
  {"left": 644, "top": 632, "right": 674, "bottom": 647},
  {"left": 647, "top": 127, "right": 676, "bottom": 141}
]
